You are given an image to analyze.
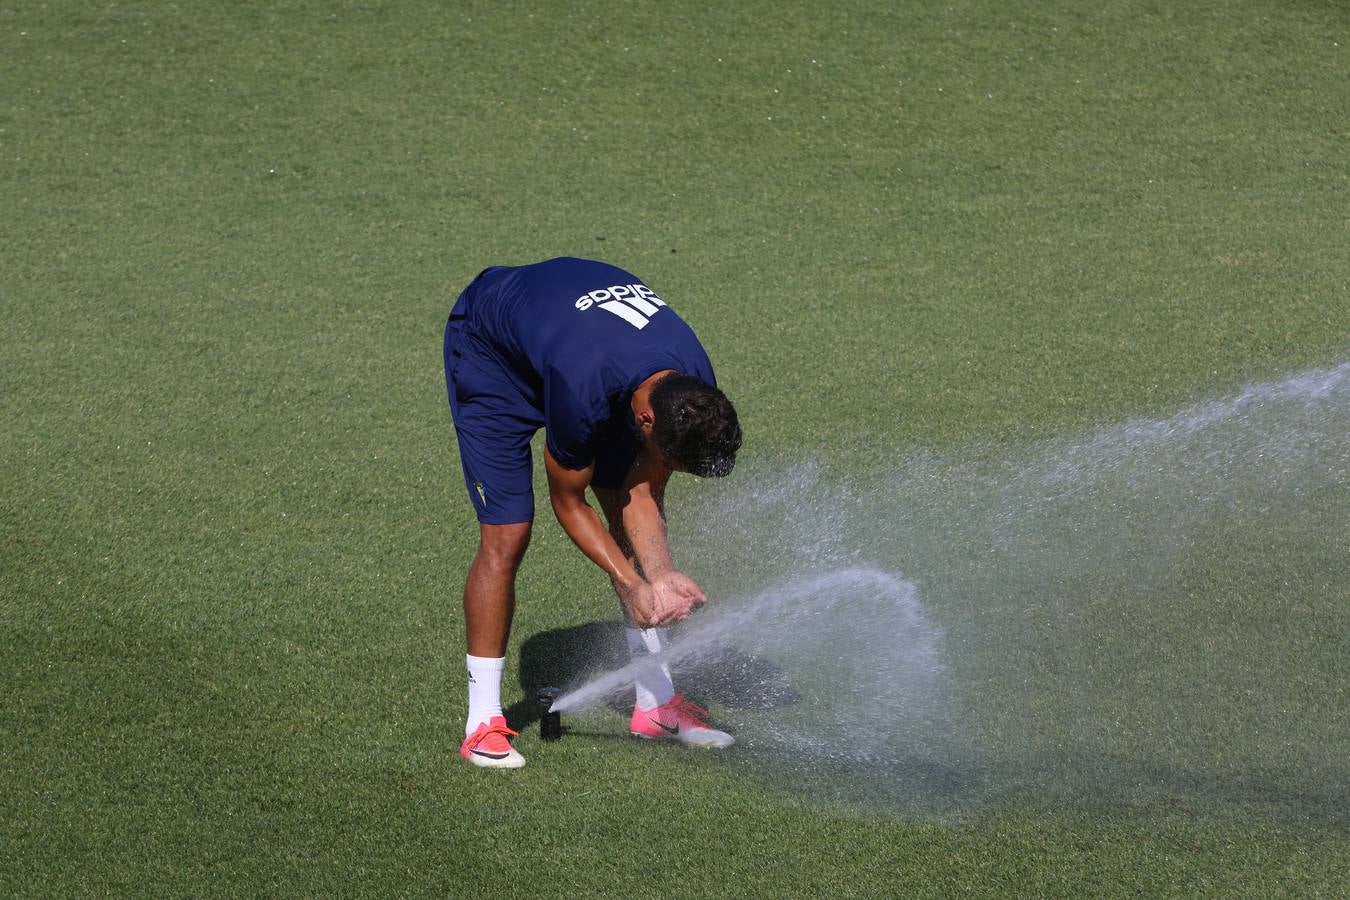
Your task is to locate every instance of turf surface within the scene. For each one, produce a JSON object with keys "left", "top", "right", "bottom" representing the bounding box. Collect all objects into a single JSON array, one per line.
[{"left": 3, "top": 0, "right": 1347, "bottom": 895}]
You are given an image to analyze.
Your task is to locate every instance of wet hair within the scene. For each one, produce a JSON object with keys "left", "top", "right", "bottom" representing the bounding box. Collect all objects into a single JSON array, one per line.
[{"left": 649, "top": 373, "right": 742, "bottom": 477}]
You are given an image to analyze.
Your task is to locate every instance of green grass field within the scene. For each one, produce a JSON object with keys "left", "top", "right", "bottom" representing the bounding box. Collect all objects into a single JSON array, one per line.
[{"left": 3, "top": 1, "right": 1348, "bottom": 895}]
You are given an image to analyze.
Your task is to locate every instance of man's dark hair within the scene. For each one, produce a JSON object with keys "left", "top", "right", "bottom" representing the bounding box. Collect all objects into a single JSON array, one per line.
[{"left": 649, "top": 373, "right": 742, "bottom": 477}]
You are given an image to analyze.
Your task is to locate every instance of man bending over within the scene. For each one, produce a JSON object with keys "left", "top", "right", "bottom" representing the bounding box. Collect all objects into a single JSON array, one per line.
[{"left": 443, "top": 257, "right": 742, "bottom": 768}]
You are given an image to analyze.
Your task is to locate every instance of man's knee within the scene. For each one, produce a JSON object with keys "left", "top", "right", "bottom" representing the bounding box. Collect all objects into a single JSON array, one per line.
[{"left": 476, "top": 522, "right": 532, "bottom": 572}]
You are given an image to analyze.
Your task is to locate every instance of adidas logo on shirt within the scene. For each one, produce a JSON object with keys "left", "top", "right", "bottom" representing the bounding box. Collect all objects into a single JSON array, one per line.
[{"left": 574, "top": 283, "right": 668, "bottom": 329}]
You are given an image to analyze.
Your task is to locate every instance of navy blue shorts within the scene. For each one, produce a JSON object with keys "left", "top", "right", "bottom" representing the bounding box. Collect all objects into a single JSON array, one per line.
[{"left": 444, "top": 302, "right": 636, "bottom": 525}]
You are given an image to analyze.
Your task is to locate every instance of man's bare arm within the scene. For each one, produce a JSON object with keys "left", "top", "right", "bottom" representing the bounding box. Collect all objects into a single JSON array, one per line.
[
  {"left": 619, "top": 447, "right": 676, "bottom": 578},
  {"left": 619, "top": 447, "right": 708, "bottom": 613},
  {"left": 543, "top": 446, "right": 684, "bottom": 626}
]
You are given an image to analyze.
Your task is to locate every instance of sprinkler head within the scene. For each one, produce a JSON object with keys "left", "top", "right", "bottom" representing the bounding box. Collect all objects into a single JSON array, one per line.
[{"left": 537, "top": 687, "right": 562, "bottom": 742}]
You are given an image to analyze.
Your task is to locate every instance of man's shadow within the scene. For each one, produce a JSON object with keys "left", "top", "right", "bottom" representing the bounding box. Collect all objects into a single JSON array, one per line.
[{"left": 504, "top": 621, "right": 799, "bottom": 729}]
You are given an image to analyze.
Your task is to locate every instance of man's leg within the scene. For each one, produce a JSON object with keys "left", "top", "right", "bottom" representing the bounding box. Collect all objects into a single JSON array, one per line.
[
  {"left": 594, "top": 486, "right": 734, "bottom": 749},
  {"left": 463, "top": 521, "right": 531, "bottom": 730},
  {"left": 445, "top": 313, "right": 542, "bottom": 767},
  {"left": 465, "top": 522, "right": 532, "bottom": 659},
  {"left": 458, "top": 521, "right": 533, "bottom": 769},
  {"left": 593, "top": 488, "right": 676, "bottom": 710}
]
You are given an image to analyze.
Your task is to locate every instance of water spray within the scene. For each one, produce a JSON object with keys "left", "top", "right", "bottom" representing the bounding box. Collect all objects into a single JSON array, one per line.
[{"left": 547, "top": 360, "right": 1349, "bottom": 826}]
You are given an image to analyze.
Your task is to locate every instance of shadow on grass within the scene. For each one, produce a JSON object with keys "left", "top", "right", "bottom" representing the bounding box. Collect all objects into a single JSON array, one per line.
[
  {"left": 504, "top": 620, "right": 799, "bottom": 729},
  {"left": 736, "top": 744, "right": 1350, "bottom": 832}
]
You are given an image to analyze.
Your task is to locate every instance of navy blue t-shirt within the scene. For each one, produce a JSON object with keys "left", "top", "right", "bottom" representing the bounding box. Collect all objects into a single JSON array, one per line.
[{"left": 451, "top": 257, "right": 716, "bottom": 470}]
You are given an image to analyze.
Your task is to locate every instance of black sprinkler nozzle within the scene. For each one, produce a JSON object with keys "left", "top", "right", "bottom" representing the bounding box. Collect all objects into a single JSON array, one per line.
[{"left": 537, "top": 687, "right": 562, "bottom": 741}]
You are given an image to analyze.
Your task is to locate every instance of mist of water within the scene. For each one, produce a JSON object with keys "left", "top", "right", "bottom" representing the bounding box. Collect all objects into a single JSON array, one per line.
[
  {"left": 554, "top": 361, "right": 1349, "bottom": 827},
  {"left": 551, "top": 566, "right": 948, "bottom": 760}
]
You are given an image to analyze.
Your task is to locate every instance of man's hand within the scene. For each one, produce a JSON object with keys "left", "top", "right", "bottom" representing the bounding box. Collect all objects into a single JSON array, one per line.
[
  {"left": 650, "top": 570, "right": 707, "bottom": 614},
  {"left": 621, "top": 571, "right": 707, "bottom": 627},
  {"left": 620, "top": 582, "right": 667, "bottom": 627}
]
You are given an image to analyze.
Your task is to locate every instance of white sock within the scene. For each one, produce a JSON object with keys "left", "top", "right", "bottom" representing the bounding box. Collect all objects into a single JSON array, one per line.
[
  {"left": 466, "top": 654, "right": 506, "bottom": 735},
  {"left": 625, "top": 626, "right": 676, "bottom": 711}
]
